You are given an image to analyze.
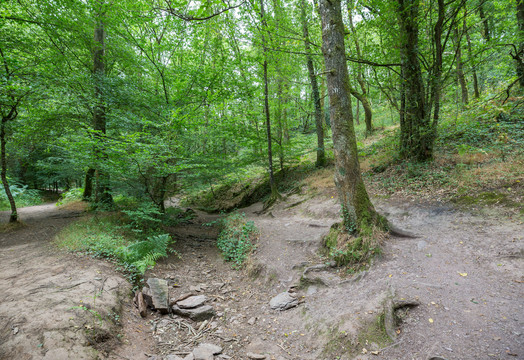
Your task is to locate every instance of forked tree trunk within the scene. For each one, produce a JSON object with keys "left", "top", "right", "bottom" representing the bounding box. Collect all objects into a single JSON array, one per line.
[{"left": 318, "top": 0, "right": 383, "bottom": 234}]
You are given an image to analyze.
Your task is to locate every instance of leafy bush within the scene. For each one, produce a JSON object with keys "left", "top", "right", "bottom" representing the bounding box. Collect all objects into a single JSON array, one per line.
[
  {"left": 121, "top": 202, "right": 163, "bottom": 235},
  {"left": 216, "top": 212, "right": 258, "bottom": 268},
  {"left": 0, "top": 184, "right": 43, "bottom": 210},
  {"left": 56, "top": 188, "right": 83, "bottom": 206},
  {"left": 55, "top": 216, "right": 175, "bottom": 284}
]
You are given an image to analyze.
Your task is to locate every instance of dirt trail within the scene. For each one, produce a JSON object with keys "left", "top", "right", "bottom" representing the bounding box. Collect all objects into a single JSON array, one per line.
[
  {"left": 1, "top": 192, "right": 522, "bottom": 360},
  {"left": 0, "top": 204, "right": 147, "bottom": 360},
  {"left": 144, "top": 193, "right": 523, "bottom": 360}
]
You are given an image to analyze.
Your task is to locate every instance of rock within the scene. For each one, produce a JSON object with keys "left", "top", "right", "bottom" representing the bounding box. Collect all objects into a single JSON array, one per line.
[
  {"left": 177, "top": 295, "right": 208, "bottom": 309},
  {"left": 247, "top": 317, "right": 256, "bottom": 325},
  {"left": 193, "top": 343, "right": 222, "bottom": 360},
  {"left": 306, "top": 286, "right": 318, "bottom": 296},
  {"left": 183, "top": 354, "right": 194, "bottom": 360},
  {"left": 247, "top": 353, "right": 266, "bottom": 359},
  {"left": 142, "top": 287, "right": 153, "bottom": 307},
  {"left": 165, "top": 355, "right": 184, "bottom": 360},
  {"left": 269, "top": 292, "right": 298, "bottom": 311},
  {"left": 190, "top": 285, "right": 202, "bottom": 292},
  {"left": 172, "top": 305, "right": 215, "bottom": 321},
  {"left": 147, "top": 278, "right": 169, "bottom": 314}
]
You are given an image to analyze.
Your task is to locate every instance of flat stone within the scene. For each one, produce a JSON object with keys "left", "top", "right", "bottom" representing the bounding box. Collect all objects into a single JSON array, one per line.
[
  {"left": 269, "top": 292, "right": 298, "bottom": 311},
  {"left": 193, "top": 343, "right": 222, "bottom": 360},
  {"left": 247, "top": 353, "right": 267, "bottom": 359},
  {"left": 177, "top": 295, "right": 208, "bottom": 309},
  {"left": 165, "top": 355, "right": 184, "bottom": 360},
  {"left": 247, "top": 317, "right": 256, "bottom": 325},
  {"left": 147, "top": 278, "right": 169, "bottom": 314},
  {"left": 172, "top": 305, "right": 215, "bottom": 321}
]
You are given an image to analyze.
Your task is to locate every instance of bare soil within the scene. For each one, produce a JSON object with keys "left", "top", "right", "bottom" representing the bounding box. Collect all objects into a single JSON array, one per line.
[{"left": 1, "top": 190, "right": 522, "bottom": 360}]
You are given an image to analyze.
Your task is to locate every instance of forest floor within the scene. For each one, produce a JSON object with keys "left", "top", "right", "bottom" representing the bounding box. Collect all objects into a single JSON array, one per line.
[{"left": 0, "top": 186, "right": 523, "bottom": 360}]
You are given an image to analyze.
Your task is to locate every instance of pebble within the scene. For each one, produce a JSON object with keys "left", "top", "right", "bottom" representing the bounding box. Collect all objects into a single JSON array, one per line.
[{"left": 246, "top": 353, "right": 267, "bottom": 359}]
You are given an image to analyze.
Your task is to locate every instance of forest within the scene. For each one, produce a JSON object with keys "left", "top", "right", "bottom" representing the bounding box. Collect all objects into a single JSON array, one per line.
[{"left": 0, "top": 0, "right": 523, "bottom": 359}]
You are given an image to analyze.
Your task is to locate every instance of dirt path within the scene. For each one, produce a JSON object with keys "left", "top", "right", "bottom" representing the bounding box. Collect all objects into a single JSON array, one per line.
[
  {"left": 1, "top": 192, "right": 522, "bottom": 360},
  {"left": 142, "top": 192, "right": 523, "bottom": 360},
  {"left": 0, "top": 204, "right": 147, "bottom": 360}
]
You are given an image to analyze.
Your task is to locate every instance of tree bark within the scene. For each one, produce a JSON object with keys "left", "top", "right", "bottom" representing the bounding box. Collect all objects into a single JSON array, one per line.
[
  {"left": 347, "top": 1, "right": 373, "bottom": 135},
  {"left": 465, "top": 12, "right": 480, "bottom": 98},
  {"left": 478, "top": 3, "right": 490, "bottom": 42},
  {"left": 517, "top": 0, "right": 524, "bottom": 87},
  {"left": 454, "top": 25, "right": 469, "bottom": 104},
  {"left": 259, "top": 0, "right": 278, "bottom": 199},
  {"left": 318, "top": 0, "right": 383, "bottom": 234},
  {"left": 1, "top": 116, "right": 17, "bottom": 223},
  {"left": 301, "top": 0, "right": 325, "bottom": 167},
  {"left": 92, "top": 5, "right": 113, "bottom": 207}
]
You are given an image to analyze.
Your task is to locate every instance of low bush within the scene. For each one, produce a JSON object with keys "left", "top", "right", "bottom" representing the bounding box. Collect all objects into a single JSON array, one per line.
[{"left": 216, "top": 212, "right": 258, "bottom": 269}]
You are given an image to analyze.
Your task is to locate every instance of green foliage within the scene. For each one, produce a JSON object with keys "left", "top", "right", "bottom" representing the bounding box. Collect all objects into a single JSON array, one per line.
[
  {"left": 0, "top": 184, "right": 44, "bottom": 210},
  {"left": 56, "top": 188, "right": 83, "bottom": 206},
  {"left": 121, "top": 202, "right": 163, "bottom": 235},
  {"left": 216, "top": 212, "right": 258, "bottom": 269},
  {"left": 55, "top": 214, "right": 175, "bottom": 284}
]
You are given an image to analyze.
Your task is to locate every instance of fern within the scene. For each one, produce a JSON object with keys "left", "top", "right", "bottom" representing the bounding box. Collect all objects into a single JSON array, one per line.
[{"left": 116, "top": 233, "right": 173, "bottom": 274}]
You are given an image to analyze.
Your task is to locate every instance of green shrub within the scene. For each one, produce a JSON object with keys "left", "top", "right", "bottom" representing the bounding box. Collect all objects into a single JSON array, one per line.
[
  {"left": 0, "top": 184, "right": 44, "bottom": 210},
  {"left": 55, "top": 216, "right": 175, "bottom": 284},
  {"left": 216, "top": 212, "right": 258, "bottom": 268},
  {"left": 56, "top": 188, "right": 83, "bottom": 206}
]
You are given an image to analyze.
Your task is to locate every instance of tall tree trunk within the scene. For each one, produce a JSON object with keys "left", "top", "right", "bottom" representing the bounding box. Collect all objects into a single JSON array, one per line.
[
  {"left": 83, "top": 168, "right": 95, "bottom": 200},
  {"left": 259, "top": 0, "right": 278, "bottom": 199},
  {"left": 454, "top": 26, "right": 469, "bottom": 104},
  {"left": 92, "top": 5, "right": 113, "bottom": 207},
  {"left": 517, "top": 0, "right": 524, "bottom": 87},
  {"left": 1, "top": 116, "right": 17, "bottom": 223},
  {"left": 301, "top": 0, "right": 325, "bottom": 167},
  {"left": 479, "top": 3, "right": 490, "bottom": 41},
  {"left": 318, "top": 0, "right": 383, "bottom": 234},
  {"left": 465, "top": 11, "right": 480, "bottom": 98},
  {"left": 397, "top": 0, "right": 439, "bottom": 161}
]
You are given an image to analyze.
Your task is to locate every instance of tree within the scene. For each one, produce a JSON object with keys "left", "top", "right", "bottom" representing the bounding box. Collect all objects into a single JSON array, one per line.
[
  {"left": 318, "top": 0, "right": 383, "bottom": 234},
  {"left": 300, "top": 0, "right": 325, "bottom": 167}
]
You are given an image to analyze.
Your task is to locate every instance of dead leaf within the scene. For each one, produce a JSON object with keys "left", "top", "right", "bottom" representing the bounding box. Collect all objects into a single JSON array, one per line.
[
  {"left": 458, "top": 272, "right": 468, "bottom": 277},
  {"left": 429, "top": 318, "right": 434, "bottom": 323}
]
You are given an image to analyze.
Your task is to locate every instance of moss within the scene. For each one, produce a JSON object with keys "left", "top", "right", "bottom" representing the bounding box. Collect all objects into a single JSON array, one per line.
[
  {"left": 356, "top": 314, "right": 392, "bottom": 351},
  {"left": 321, "top": 324, "right": 357, "bottom": 359},
  {"left": 454, "top": 191, "right": 522, "bottom": 209}
]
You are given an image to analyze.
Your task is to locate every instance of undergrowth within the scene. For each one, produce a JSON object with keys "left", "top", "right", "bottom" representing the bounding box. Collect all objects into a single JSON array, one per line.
[
  {"left": 0, "top": 184, "right": 44, "bottom": 210},
  {"left": 54, "top": 201, "right": 188, "bottom": 286},
  {"left": 215, "top": 212, "right": 259, "bottom": 269}
]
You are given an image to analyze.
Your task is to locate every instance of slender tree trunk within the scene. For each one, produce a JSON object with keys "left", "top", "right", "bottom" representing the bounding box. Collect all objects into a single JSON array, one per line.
[
  {"left": 259, "top": 0, "right": 278, "bottom": 199},
  {"left": 465, "top": 12, "right": 480, "bottom": 98},
  {"left": 1, "top": 117, "right": 17, "bottom": 223},
  {"left": 92, "top": 5, "right": 113, "bottom": 207},
  {"left": 479, "top": 3, "right": 490, "bottom": 41},
  {"left": 355, "top": 99, "right": 360, "bottom": 125},
  {"left": 454, "top": 26, "right": 469, "bottom": 104},
  {"left": 347, "top": 0, "right": 373, "bottom": 135},
  {"left": 301, "top": 0, "right": 325, "bottom": 167},
  {"left": 318, "top": 0, "right": 383, "bottom": 234}
]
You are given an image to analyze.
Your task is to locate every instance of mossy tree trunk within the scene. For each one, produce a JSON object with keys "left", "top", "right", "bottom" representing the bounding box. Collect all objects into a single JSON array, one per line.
[{"left": 318, "top": 0, "right": 383, "bottom": 234}]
